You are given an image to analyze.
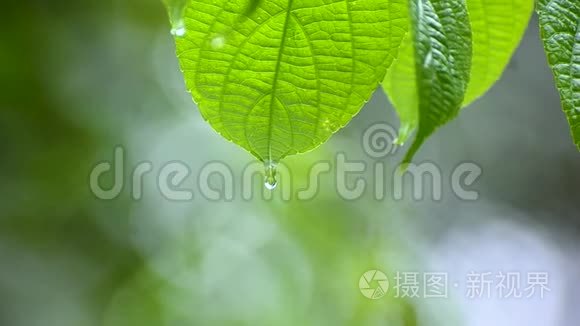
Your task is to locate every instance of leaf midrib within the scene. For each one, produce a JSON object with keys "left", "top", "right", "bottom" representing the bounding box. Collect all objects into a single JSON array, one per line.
[{"left": 264, "top": 0, "right": 295, "bottom": 162}]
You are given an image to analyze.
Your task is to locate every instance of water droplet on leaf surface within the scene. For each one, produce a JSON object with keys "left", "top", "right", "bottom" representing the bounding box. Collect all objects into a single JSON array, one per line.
[{"left": 211, "top": 35, "right": 225, "bottom": 49}]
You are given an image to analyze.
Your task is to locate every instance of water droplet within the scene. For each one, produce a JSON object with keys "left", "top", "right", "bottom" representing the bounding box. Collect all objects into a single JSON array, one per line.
[
  {"left": 264, "top": 161, "right": 278, "bottom": 190},
  {"left": 171, "top": 22, "right": 186, "bottom": 37},
  {"left": 167, "top": 0, "right": 187, "bottom": 36},
  {"left": 211, "top": 35, "right": 225, "bottom": 49},
  {"left": 394, "top": 124, "right": 413, "bottom": 146}
]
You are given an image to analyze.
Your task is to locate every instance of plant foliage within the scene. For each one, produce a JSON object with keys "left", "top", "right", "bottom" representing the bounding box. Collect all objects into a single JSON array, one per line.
[{"left": 167, "top": 0, "right": 579, "bottom": 162}]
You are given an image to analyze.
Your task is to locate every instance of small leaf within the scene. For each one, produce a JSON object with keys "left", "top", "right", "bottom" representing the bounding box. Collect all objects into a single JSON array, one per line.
[
  {"left": 538, "top": 0, "right": 580, "bottom": 149},
  {"left": 383, "top": 0, "right": 472, "bottom": 161},
  {"left": 463, "top": 0, "right": 534, "bottom": 106},
  {"left": 174, "top": 0, "right": 407, "bottom": 162}
]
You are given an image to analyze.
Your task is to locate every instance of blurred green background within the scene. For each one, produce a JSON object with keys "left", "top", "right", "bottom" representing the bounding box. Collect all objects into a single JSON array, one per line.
[{"left": 1, "top": 1, "right": 579, "bottom": 325}]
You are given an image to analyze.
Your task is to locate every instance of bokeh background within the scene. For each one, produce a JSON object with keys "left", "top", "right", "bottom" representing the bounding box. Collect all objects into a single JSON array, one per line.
[{"left": 1, "top": 1, "right": 579, "bottom": 325}]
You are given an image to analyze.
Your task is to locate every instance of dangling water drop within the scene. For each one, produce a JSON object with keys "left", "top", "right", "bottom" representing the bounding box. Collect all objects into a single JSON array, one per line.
[
  {"left": 170, "top": 21, "right": 186, "bottom": 37},
  {"left": 166, "top": 0, "right": 187, "bottom": 37},
  {"left": 264, "top": 161, "right": 278, "bottom": 190}
]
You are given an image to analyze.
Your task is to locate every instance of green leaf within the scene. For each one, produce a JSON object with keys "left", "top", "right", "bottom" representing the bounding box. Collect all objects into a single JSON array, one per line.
[
  {"left": 173, "top": 0, "right": 407, "bottom": 162},
  {"left": 383, "top": 0, "right": 472, "bottom": 161},
  {"left": 538, "top": 0, "right": 580, "bottom": 149},
  {"left": 463, "top": 0, "right": 534, "bottom": 106}
]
